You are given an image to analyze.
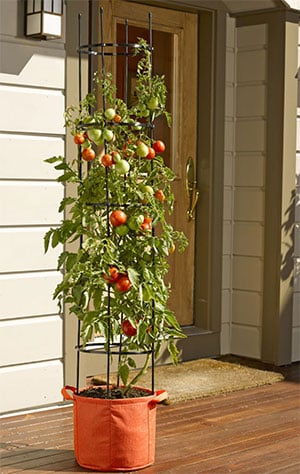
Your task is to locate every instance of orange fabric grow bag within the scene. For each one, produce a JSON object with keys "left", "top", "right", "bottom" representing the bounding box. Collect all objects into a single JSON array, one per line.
[{"left": 62, "top": 385, "right": 167, "bottom": 472}]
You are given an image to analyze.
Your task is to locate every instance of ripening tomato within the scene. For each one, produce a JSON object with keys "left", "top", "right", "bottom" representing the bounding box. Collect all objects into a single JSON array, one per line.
[
  {"left": 73, "top": 133, "right": 85, "bottom": 145},
  {"left": 113, "top": 113, "right": 122, "bottom": 123},
  {"left": 153, "top": 140, "right": 165, "bottom": 153},
  {"left": 109, "top": 266, "right": 119, "bottom": 282},
  {"left": 146, "top": 147, "right": 156, "bottom": 160},
  {"left": 109, "top": 210, "right": 127, "bottom": 227},
  {"left": 141, "top": 216, "right": 152, "bottom": 232},
  {"left": 154, "top": 189, "right": 165, "bottom": 202},
  {"left": 103, "top": 266, "right": 119, "bottom": 283},
  {"left": 143, "top": 216, "right": 152, "bottom": 225},
  {"left": 115, "top": 275, "right": 131, "bottom": 293},
  {"left": 82, "top": 147, "right": 96, "bottom": 161},
  {"left": 101, "top": 153, "right": 113, "bottom": 167},
  {"left": 141, "top": 222, "right": 151, "bottom": 232},
  {"left": 121, "top": 319, "right": 137, "bottom": 336}
]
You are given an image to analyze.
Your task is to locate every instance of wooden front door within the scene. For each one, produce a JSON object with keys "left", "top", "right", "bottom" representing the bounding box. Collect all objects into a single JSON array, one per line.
[{"left": 97, "top": 0, "right": 198, "bottom": 327}]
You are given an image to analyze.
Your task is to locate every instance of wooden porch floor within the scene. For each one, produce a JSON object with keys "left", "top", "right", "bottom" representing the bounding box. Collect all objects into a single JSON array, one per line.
[{"left": 1, "top": 361, "right": 300, "bottom": 474}]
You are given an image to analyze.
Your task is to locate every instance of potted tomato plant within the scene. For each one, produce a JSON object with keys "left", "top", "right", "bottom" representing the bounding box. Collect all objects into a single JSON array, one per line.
[{"left": 45, "top": 38, "right": 188, "bottom": 471}]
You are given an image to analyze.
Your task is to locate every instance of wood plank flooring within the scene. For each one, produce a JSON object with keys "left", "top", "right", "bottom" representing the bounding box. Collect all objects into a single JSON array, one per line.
[{"left": 1, "top": 362, "right": 300, "bottom": 473}]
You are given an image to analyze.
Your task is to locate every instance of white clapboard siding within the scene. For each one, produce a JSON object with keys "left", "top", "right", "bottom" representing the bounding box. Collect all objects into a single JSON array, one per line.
[
  {"left": 0, "top": 0, "right": 66, "bottom": 413},
  {"left": 0, "top": 134, "right": 64, "bottom": 180},
  {"left": 0, "top": 85, "right": 64, "bottom": 135},
  {"left": 0, "top": 229, "right": 62, "bottom": 273},
  {"left": 0, "top": 43, "right": 65, "bottom": 89},
  {"left": 0, "top": 316, "right": 62, "bottom": 366},
  {"left": 0, "top": 182, "right": 64, "bottom": 226},
  {"left": 0, "top": 361, "right": 63, "bottom": 413},
  {"left": 0, "top": 271, "right": 61, "bottom": 320}
]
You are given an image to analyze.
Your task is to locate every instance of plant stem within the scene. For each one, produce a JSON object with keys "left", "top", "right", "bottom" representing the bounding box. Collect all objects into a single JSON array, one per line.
[{"left": 123, "top": 353, "right": 151, "bottom": 395}]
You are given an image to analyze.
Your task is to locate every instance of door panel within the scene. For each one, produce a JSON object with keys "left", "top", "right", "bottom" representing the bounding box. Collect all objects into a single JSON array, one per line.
[{"left": 99, "top": 0, "right": 198, "bottom": 326}]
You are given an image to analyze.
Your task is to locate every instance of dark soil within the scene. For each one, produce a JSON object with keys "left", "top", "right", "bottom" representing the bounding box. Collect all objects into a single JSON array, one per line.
[{"left": 77, "top": 386, "right": 151, "bottom": 399}]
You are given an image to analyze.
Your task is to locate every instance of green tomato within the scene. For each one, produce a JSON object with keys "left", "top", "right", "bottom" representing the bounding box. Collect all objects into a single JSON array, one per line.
[
  {"left": 104, "top": 108, "right": 116, "bottom": 120},
  {"left": 128, "top": 215, "right": 144, "bottom": 231},
  {"left": 141, "top": 185, "right": 154, "bottom": 195},
  {"left": 112, "top": 151, "right": 121, "bottom": 163},
  {"left": 87, "top": 128, "right": 102, "bottom": 144},
  {"left": 136, "top": 142, "right": 149, "bottom": 158},
  {"left": 115, "top": 159, "right": 130, "bottom": 174},
  {"left": 103, "top": 129, "right": 114, "bottom": 142},
  {"left": 147, "top": 97, "right": 159, "bottom": 110},
  {"left": 115, "top": 224, "right": 129, "bottom": 236}
]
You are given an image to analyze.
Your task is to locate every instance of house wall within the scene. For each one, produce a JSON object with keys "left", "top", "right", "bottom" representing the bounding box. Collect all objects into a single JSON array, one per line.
[
  {"left": 231, "top": 23, "right": 267, "bottom": 359},
  {"left": 0, "top": 0, "right": 65, "bottom": 413},
  {"left": 222, "top": 12, "right": 299, "bottom": 364},
  {"left": 221, "top": 18, "right": 267, "bottom": 359}
]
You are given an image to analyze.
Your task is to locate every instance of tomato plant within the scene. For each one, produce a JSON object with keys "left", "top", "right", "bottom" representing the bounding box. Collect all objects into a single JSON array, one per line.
[{"left": 45, "top": 38, "right": 188, "bottom": 393}]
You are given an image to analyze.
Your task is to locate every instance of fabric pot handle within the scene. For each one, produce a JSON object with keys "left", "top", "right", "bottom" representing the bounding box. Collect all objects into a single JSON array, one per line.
[
  {"left": 150, "top": 390, "right": 168, "bottom": 406},
  {"left": 61, "top": 385, "right": 76, "bottom": 400}
]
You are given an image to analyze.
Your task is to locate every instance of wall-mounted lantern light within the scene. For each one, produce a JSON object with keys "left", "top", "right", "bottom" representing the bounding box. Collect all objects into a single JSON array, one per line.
[{"left": 25, "top": 0, "right": 63, "bottom": 40}]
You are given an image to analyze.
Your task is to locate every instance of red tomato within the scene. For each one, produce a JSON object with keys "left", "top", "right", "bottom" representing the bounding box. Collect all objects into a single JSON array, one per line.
[
  {"left": 154, "top": 189, "right": 165, "bottom": 202},
  {"left": 146, "top": 147, "right": 156, "bottom": 160},
  {"left": 101, "top": 153, "right": 113, "bottom": 167},
  {"left": 121, "top": 320, "right": 137, "bottom": 336},
  {"left": 109, "top": 210, "right": 127, "bottom": 227},
  {"left": 82, "top": 147, "right": 96, "bottom": 161},
  {"left": 73, "top": 133, "right": 85, "bottom": 145},
  {"left": 115, "top": 275, "right": 131, "bottom": 292},
  {"left": 153, "top": 140, "right": 165, "bottom": 153}
]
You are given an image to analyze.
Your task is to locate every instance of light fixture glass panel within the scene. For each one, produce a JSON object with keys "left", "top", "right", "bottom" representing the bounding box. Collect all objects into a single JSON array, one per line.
[
  {"left": 53, "top": 0, "right": 62, "bottom": 14},
  {"left": 43, "top": 13, "right": 61, "bottom": 37},
  {"left": 34, "top": 0, "right": 42, "bottom": 12},
  {"left": 26, "top": 13, "right": 42, "bottom": 35},
  {"left": 44, "top": 0, "right": 52, "bottom": 12},
  {"left": 26, "top": 0, "right": 34, "bottom": 14}
]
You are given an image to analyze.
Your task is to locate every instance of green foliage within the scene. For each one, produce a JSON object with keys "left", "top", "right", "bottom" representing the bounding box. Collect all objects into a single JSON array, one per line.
[{"left": 45, "top": 39, "right": 188, "bottom": 390}]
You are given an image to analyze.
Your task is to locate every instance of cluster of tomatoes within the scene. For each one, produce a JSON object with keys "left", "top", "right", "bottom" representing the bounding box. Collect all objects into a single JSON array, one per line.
[
  {"left": 103, "top": 266, "right": 131, "bottom": 293},
  {"left": 109, "top": 209, "right": 154, "bottom": 235},
  {"left": 73, "top": 107, "right": 166, "bottom": 170}
]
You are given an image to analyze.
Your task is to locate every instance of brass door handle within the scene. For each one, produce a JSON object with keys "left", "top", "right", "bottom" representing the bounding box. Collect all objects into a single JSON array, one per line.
[{"left": 186, "top": 157, "right": 199, "bottom": 221}]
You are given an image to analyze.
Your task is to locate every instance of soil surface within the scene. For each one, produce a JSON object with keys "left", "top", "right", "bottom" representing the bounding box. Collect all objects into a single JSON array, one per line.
[{"left": 77, "top": 386, "right": 151, "bottom": 399}]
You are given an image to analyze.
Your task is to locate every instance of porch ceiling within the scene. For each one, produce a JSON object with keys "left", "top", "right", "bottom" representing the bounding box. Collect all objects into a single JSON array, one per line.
[
  {"left": 222, "top": 0, "right": 300, "bottom": 13},
  {"left": 146, "top": 0, "right": 300, "bottom": 13}
]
